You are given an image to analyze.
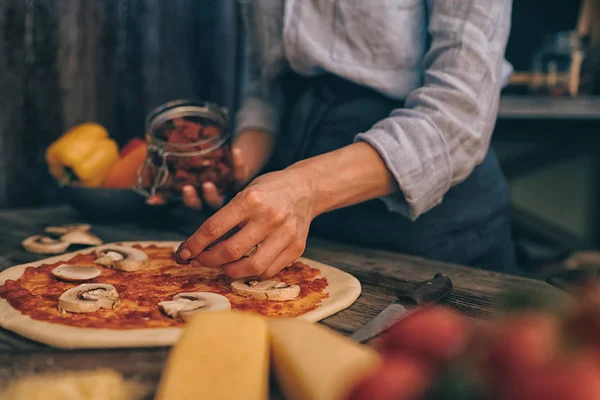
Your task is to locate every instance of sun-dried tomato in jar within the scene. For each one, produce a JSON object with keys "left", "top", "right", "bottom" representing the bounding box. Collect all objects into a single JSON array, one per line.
[{"left": 134, "top": 100, "right": 234, "bottom": 200}]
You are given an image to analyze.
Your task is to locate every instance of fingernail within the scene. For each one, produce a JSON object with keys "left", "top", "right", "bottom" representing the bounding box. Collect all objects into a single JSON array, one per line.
[
  {"left": 183, "top": 185, "right": 194, "bottom": 193},
  {"left": 179, "top": 248, "right": 191, "bottom": 260},
  {"left": 203, "top": 182, "right": 212, "bottom": 190}
]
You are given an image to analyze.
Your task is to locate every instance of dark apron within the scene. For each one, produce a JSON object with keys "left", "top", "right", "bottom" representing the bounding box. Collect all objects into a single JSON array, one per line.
[{"left": 269, "top": 73, "right": 519, "bottom": 275}]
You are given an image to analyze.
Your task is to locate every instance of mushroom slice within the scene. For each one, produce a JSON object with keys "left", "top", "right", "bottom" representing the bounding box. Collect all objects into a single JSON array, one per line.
[
  {"left": 21, "top": 235, "right": 71, "bottom": 254},
  {"left": 231, "top": 279, "right": 301, "bottom": 301},
  {"left": 52, "top": 265, "right": 101, "bottom": 282},
  {"left": 158, "top": 292, "right": 231, "bottom": 322},
  {"left": 58, "top": 283, "right": 120, "bottom": 314},
  {"left": 60, "top": 230, "right": 103, "bottom": 246},
  {"left": 94, "top": 245, "right": 149, "bottom": 272},
  {"left": 45, "top": 224, "right": 91, "bottom": 235}
]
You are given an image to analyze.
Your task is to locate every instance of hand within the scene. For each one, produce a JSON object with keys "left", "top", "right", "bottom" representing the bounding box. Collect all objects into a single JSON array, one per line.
[
  {"left": 176, "top": 168, "right": 316, "bottom": 279},
  {"left": 176, "top": 142, "right": 396, "bottom": 278},
  {"left": 145, "top": 148, "right": 248, "bottom": 210},
  {"left": 146, "top": 129, "right": 274, "bottom": 210}
]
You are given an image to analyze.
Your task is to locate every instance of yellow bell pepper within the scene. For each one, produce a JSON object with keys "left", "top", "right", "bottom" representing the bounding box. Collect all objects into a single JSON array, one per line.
[{"left": 46, "top": 123, "right": 120, "bottom": 187}]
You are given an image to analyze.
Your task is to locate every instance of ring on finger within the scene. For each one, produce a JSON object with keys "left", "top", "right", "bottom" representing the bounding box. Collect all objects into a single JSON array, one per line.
[{"left": 243, "top": 244, "right": 258, "bottom": 258}]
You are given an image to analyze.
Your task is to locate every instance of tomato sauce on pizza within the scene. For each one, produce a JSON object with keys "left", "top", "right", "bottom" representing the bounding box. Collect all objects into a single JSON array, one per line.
[{"left": 0, "top": 245, "right": 329, "bottom": 330}]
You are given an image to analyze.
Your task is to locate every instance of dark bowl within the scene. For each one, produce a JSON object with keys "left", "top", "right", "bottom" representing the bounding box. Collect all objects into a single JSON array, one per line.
[{"left": 59, "top": 185, "right": 176, "bottom": 222}]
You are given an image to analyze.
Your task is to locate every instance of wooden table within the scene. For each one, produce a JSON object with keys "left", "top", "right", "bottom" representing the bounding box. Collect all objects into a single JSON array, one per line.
[{"left": 0, "top": 205, "right": 562, "bottom": 397}]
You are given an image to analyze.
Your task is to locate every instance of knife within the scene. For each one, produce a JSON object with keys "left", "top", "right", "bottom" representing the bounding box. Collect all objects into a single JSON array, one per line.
[{"left": 351, "top": 273, "right": 453, "bottom": 343}]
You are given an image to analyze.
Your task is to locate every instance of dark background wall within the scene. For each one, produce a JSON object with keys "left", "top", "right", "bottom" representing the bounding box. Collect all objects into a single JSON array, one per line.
[
  {"left": 0, "top": 0, "right": 586, "bottom": 209},
  {"left": 0, "top": 0, "right": 241, "bottom": 208},
  {"left": 506, "top": 0, "right": 584, "bottom": 70}
]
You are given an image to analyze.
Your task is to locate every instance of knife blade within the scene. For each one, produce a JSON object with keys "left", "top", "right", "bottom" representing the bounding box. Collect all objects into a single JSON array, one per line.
[{"left": 350, "top": 273, "right": 453, "bottom": 343}]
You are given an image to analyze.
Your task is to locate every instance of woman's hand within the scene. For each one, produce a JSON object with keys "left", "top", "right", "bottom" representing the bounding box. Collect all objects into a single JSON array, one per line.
[
  {"left": 171, "top": 148, "right": 249, "bottom": 210},
  {"left": 146, "top": 129, "right": 274, "bottom": 210},
  {"left": 177, "top": 168, "right": 316, "bottom": 279},
  {"left": 177, "top": 142, "right": 396, "bottom": 279}
]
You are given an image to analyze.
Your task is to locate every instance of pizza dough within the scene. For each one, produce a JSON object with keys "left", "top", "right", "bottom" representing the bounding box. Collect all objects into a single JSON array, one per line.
[{"left": 0, "top": 241, "right": 361, "bottom": 349}]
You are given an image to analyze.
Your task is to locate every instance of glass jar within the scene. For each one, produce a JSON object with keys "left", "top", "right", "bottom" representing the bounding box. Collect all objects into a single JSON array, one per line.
[
  {"left": 530, "top": 31, "right": 596, "bottom": 96},
  {"left": 134, "top": 99, "right": 234, "bottom": 200}
]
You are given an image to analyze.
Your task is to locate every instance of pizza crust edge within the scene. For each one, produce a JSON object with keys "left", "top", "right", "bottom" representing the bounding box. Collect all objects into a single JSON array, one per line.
[{"left": 0, "top": 241, "right": 361, "bottom": 349}]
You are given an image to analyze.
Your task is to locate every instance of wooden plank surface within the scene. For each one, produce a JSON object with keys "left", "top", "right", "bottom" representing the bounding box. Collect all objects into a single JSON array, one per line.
[
  {"left": 0, "top": 205, "right": 563, "bottom": 398},
  {"left": 0, "top": 205, "right": 561, "bottom": 346}
]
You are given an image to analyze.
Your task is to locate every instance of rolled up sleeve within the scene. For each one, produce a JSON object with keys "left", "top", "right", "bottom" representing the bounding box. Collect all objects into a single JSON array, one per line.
[
  {"left": 355, "top": 0, "right": 513, "bottom": 220},
  {"left": 234, "top": 2, "right": 285, "bottom": 138},
  {"left": 235, "top": 82, "right": 281, "bottom": 136}
]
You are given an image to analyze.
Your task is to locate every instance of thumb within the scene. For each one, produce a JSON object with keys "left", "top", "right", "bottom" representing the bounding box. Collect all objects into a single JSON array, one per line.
[{"left": 202, "top": 182, "right": 225, "bottom": 209}]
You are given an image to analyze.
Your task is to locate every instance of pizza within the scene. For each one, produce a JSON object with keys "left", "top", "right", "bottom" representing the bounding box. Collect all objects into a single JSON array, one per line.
[
  {"left": 0, "top": 241, "right": 361, "bottom": 348},
  {"left": 2, "top": 244, "right": 329, "bottom": 329}
]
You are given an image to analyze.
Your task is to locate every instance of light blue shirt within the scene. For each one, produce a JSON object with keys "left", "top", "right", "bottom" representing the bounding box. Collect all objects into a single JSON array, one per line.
[{"left": 235, "top": 0, "right": 513, "bottom": 220}]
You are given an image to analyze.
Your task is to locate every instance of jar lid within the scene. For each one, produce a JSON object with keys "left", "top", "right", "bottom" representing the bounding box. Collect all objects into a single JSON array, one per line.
[
  {"left": 146, "top": 99, "right": 228, "bottom": 128},
  {"left": 146, "top": 99, "right": 230, "bottom": 149}
]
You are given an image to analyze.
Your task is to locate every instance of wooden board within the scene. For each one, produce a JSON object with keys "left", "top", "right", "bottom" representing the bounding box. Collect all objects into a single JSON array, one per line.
[
  {"left": 0, "top": 241, "right": 361, "bottom": 349},
  {"left": 0, "top": 206, "right": 566, "bottom": 399},
  {"left": 0, "top": 205, "right": 565, "bottom": 351}
]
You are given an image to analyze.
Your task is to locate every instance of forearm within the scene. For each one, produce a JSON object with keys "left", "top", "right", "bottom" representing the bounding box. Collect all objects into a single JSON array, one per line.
[
  {"left": 287, "top": 142, "right": 396, "bottom": 217},
  {"left": 234, "top": 129, "right": 275, "bottom": 178}
]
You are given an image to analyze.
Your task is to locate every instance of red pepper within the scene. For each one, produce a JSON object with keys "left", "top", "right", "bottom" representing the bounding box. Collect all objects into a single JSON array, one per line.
[{"left": 120, "top": 138, "right": 146, "bottom": 157}]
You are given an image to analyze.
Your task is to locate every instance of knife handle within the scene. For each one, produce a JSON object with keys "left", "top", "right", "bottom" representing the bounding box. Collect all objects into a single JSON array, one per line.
[{"left": 400, "top": 273, "right": 453, "bottom": 306}]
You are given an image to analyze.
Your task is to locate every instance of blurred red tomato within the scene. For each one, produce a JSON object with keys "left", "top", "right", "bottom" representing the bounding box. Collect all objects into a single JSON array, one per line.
[
  {"left": 346, "top": 355, "right": 431, "bottom": 400},
  {"left": 378, "top": 307, "right": 471, "bottom": 365},
  {"left": 565, "top": 286, "right": 600, "bottom": 349},
  {"left": 483, "top": 312, "right": 560, "bottom": 388},
  {"left": 504, "top": 353, "right": 600, "bottom": 400},
  {"left": 567, "top": 313, "right": 600, "bottom": 349}
]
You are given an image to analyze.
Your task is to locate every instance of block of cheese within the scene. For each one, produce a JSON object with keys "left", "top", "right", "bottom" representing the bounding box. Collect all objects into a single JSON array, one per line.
[
  {"left": 155, "top": 311, "right": 269, "bottom": 400},
  {"left": 269, "top": 318, "right": 382, "bottom": 400},
  {"left": 0, "top": 369, "right": 146, "bottom": 400}
]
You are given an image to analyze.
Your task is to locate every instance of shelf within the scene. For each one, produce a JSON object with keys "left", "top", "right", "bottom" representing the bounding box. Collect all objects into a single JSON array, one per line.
[{"left": 498, "top": 95, "right": 600, "bottom": 120}]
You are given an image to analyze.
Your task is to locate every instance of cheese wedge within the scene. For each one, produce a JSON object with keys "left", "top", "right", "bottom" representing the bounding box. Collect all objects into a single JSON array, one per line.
[
  {"left": 269, "top": 318, "right": 382, "bottom": 400},
  {"left": 155, "top": 311, "right": 269, "bottom": 400}
]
